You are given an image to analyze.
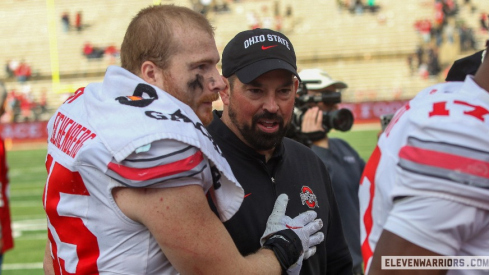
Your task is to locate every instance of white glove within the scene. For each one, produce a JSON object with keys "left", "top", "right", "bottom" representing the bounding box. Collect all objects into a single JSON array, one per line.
[{"left": 261, "top": 194, "right": 324, "bottom": 275}]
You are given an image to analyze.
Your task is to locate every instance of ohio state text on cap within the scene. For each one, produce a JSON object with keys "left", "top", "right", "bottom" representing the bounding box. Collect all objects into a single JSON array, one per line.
[{"left": 222, "top": 28, "right": 301, "bottom": 84}]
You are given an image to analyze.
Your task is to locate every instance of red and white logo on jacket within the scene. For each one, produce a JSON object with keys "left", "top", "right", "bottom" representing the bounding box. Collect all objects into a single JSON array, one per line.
[{"left": 300, "top": 186, "right": 319, "bottom": 209}]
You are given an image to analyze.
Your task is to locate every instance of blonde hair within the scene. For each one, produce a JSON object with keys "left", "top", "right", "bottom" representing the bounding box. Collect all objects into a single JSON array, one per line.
[{"left": 120, "top": 5, "right": 215, "bottom": 75}]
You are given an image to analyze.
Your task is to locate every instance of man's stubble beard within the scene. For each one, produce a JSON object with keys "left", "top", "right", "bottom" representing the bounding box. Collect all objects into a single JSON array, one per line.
[{"left": 228, "top": 99, "right": 290, "bottom": 151}]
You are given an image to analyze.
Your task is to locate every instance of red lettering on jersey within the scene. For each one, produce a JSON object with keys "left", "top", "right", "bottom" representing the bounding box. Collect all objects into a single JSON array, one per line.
[
  {"left": 42, "top": 154, "right": 54, "bottom": 206},
  {"left": 429, "top": 100, "right": 489, "bottom": 122},
  {"left": 454, "top": 100, "right": 489, "bottom": 122},
  {"left": 44, "top": 157, "right": 100, "bottom": 275},
  {"left": 65, "top": 87, "right": 85, "bottom": 104},
  {"left": 50, "top": 113, "right": 64, "bottom": 146},
  {"left": 57, "top": 116, "right": 74, "bottom": 147},
  {"left": 429, "top": 101, "right": 450, "bottom": 117},
  {"left": 61, "top": 124, "right": 83, "bottom": 153},
  {"left": 49, "top": 112, "right": 96, "bottom": 158},
  {"left": 360, "top": 145, "right": 382, "bottom": 270},
  {"left": 69, "top": 131, "right": 96, "bottom": 157}
]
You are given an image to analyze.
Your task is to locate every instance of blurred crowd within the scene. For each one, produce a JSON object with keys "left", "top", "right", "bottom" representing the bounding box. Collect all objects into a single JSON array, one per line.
[
  {"left": 1, "top": 86, "right": 48, "bottom": 123},
  {"left": 408, "top": 0, "right": 486, "bottom": 80}
]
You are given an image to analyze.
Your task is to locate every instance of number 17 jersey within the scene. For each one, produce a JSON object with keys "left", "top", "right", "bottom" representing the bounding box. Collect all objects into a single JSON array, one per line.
[{"left": 359, "top": 75, "right": 489, "bottom": 271}]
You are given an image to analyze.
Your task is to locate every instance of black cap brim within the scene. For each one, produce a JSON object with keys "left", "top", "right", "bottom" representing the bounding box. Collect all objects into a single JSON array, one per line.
[{"left": 235, "top": 59, "right": 301, "bottom": 84}]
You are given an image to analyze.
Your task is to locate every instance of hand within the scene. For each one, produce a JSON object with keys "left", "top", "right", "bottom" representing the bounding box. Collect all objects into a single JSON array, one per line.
[
  {"left": 261, "top": 194, "right": 324, "bottom": 275},
  {"left": 301, "top": 107, "right": 324, "bottom": 133}
]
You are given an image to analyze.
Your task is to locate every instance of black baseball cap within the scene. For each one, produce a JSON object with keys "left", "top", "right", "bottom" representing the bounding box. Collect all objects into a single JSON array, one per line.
[{"left": 222, "top": 28, "right": 301, "bottom": 84}]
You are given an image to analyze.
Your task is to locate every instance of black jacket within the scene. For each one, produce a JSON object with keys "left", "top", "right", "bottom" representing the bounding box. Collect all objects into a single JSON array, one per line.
[
  {"left": 311, "top": 140, "right": 365, "bottom": 270},
  {"left": 208, "top": 111, "right": 352, "bottom": 274}
]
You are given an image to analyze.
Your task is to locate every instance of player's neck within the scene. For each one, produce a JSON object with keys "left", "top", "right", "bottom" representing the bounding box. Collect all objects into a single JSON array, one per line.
[{"left": 474, "top": 51, "right": 489, "bottom": 92}]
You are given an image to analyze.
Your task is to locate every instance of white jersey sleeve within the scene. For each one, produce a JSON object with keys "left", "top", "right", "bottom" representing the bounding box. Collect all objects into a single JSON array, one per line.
[
  {"left": 383, "top": 196, "right": 489, "bottom": 256},
  {"left": 360, "top": 77, "right": 489, "bottom": 271},
  {"left": 105, "top": 139, "right": 212, "bottom": 190},
  {"left": 44, "top": 68, "right": 240, "bottom": 274},
  {"left": 391, "top": 92, "right": 489, "bottom": 210}
]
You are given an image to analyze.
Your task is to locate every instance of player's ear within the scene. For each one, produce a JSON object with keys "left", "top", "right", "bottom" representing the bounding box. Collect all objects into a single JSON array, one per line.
[
  {"left": 219, "top": 76, "right": 230, "bottom": 106},
  {"left": 140, "top": 61, "right": 163, "bottom": 86}
]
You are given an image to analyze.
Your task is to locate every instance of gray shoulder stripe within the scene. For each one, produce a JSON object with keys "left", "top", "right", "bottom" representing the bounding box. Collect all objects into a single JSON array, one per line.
[
  {"left": 408, "top": 137, "right": 489, "bottom": 161},
  {"left": 117, "top": 146, "right": 200, "bottom": 169},
  {"left": 125, "top": 145, "right": 195, "bottom": 163},
  {"left": 111, "top": 163, "right": 208, "bottom": 188},
  {"left": 399, "top": 159, "right": 489, "bottom": 189}
]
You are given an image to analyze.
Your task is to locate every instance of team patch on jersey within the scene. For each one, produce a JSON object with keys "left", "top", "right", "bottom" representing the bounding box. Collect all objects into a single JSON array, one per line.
[
  {"left": 115, "top": 83, "right": 158, "bottom": 107},
  {"left": 399, "top": 137, "right": 489, "bottom": 189},
  {"left": 300, "top": 186, "right": 319, "bottom": 209}
]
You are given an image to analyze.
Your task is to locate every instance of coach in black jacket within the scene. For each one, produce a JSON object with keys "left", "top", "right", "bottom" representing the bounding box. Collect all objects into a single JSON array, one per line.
[{"left": 208, "top": 28, "right": 352, "bottom": 274}]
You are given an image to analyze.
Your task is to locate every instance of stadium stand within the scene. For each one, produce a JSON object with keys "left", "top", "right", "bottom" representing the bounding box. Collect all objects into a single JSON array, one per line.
[{"left": 0, "top": 0, "right": 487, "bottom": 119}]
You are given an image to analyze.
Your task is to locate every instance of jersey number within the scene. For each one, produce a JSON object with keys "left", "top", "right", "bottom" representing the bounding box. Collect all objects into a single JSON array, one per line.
[
  {"left": 429, "top": 100, "right": 489, "bottom": 121},
  {"left": 387, "top": 100, "right": 489, "bottom": 137},
  {"left": 359, "top": 146, "right": 381, "bottom": 270},
  {"left": 43, "top": 154, "right": 100, "bottom": 275}
]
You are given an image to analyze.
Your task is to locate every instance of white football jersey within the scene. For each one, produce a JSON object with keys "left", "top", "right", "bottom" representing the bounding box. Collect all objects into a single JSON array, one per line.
[
  {"left": 43, "top": 66, "right": 243, "bottom": 274},
  {"left": 359, "top": 76, "right": 489, "bottom": 272},
  {"left": 44, "top": 92, "right": 214, "bottom": 274}
]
